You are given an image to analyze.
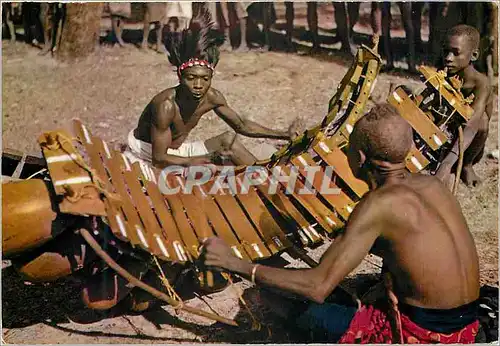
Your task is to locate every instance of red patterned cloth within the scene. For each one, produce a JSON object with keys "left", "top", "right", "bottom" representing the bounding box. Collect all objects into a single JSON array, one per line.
[{"left": 338, "top": 304, "right": 479, "bottom": 344}]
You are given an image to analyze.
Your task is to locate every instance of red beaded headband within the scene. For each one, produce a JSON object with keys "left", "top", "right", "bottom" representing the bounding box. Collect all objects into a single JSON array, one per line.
[{"left": 177, "top": 58, "right": 214, "bottom": 77}]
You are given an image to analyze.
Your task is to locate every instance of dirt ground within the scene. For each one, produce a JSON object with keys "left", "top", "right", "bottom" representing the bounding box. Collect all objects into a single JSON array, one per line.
[{"left": 2, "top": 3, "right": 498, "bottom": 344}]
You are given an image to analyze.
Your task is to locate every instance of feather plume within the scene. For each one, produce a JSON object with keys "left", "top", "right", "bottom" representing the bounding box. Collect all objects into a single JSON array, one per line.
[{"left": 166, "top": 6, "right": 225, "bottom": 69}]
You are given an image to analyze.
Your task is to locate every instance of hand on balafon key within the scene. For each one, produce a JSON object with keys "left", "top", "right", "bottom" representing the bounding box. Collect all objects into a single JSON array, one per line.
[
  {"left": 201, "top": 238, "right": 259, "bottom": 291},
  {"left": 202, "top": 237, "right": 246, "bottom": 274},
  {"left": 195, "top": 240, "right": 232, "bottom": 292}
]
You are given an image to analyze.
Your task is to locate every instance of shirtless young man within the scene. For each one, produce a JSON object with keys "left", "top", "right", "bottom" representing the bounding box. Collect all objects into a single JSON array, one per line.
[
  {"left": 435, "top": 24, "right": 493, "bottom": 187},
  {"left": 203, "top": 103, "right": 480, "bottom": 343},
  {"left": 127, "top": 8, "right": 298, "bottom": 169}
]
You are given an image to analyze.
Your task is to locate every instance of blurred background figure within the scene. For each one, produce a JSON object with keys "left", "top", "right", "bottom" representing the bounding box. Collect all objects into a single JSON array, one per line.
[
  {"left": 141, "top": 2, "right": 192, "bottom": 53},
  {"left": 165, "top": 1, "right": 192, "bottom": 32},
  {"left": 206, "top": 2, "right": 250, "bottom": 52},
  {"left": 332, "top": 2, "right": 359, "bottom": 56},
  {"left": 141, "top": 3, "right": 168, "bottom": 52},
  {"left": 284, "top": 2, "right": 319, "bottom": 53},
  {"left": 21, "top": 3, "right": 44, "bottom": 46},
  {"left": 246, "top": 2, "right": 275, "bottom": 51},
  {"left": 141, "top": 3, "right": 168, "bottom": 53},
  {"left": 106, "top": 2, "right": 131, "bottom": 47},
  {"left": 39, "top": 3, "right": 65, "bottom": 55},
  {"left": 372, "top": 2, "right": 418, "bottom": 73},
  {"left": 2, "top": 3, "right": 20, "bottom": 42}
]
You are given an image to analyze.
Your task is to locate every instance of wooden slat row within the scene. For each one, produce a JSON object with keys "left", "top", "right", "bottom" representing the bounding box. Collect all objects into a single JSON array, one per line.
[
  {"left": 312, "top": 140, "right": 369, "bottom": 198},
  {"left": 72, "top": 121, "right": 194, "bottom": 263},
  {"left": 233, "top": 175, "right": 291, "bottom": 253},
  {"left": 88, "top": 141, "right": 141, "bottom": 247},
  {"left": 281, "top": 165, "right": 343, "bottom": 234},
  {"left": 159, "top": 176, "right": 200, "bottom": 260},
  {"left": 291, "top": 153, "right": 355, "bottom": 222},
  {"left": 263, "top": 165, "right": 342, "bottom": 234},
  {"left": 192, "top": 185, "right": 250, "bottom": 261},
  {"left": 254, "top": 175, "right": 322, "bottom": 245},
  {"left": 202, "top": 180, "right": 271, "bottom": 260},
  {"left": 141, "top": 172, "right": 188, "bottom": 262},
  {"left": 72, "top": 121, "right": 128, "bottom": 239},
  {"left": 98, "top": 144, "right": 145, "bottom": 248},
  {"left": 38, "top": 129, "right": 91, "bottom": 196},
  {"left": 405, "top": 146, "right": 431, "bottom": 173},
  {"left": 338, "top": 59, "right": 379, "bottom": 142},
  {"left": 388, "top": 88, "right": 448, "bottom": 152}
]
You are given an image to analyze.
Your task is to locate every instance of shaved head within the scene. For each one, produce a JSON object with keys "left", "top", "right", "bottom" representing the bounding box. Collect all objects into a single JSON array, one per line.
[
  {"left": 447, "top": 25, "right": 480, "bottom": 51},
  {"left": 350, "top": 103, "right": 413, "bottom": 163}
]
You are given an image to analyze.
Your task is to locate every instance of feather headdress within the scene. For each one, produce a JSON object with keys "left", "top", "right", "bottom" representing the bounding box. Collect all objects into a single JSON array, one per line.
[{"left": 167, "top": 6, "right": 225, "bottom": 75}]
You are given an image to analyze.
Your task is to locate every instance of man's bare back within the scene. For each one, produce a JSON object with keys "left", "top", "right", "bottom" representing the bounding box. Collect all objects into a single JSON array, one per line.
[{"left": 364, "top": 173, "right": 479, "bottom": 309}]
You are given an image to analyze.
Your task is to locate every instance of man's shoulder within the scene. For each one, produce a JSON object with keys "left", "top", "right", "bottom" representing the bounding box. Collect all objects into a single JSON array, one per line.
[
  {"left": 206, "top": 87, "right": 227, "bottom": 106},
  {"left": 354, "top": 186, "right": 397, "bottom": 214},
  {"left": 364, "top": 184, "right": 408, "bottom": 202},
  {"left": 363, "top": 178, "right": 435, "bottom": 209},
  {"left": 151, "top": 87, "right": 177, "bottom": 107}
]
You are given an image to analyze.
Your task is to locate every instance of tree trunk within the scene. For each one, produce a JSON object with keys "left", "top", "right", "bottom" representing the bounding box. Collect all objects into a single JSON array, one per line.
[{"left": 56, "top": 3, "right": 103, "bottom": 61}]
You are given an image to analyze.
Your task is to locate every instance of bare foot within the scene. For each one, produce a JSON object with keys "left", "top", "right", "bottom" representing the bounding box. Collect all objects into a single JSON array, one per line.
[
  {"left": 140, "top": 41, "right": 148, "bottom": 50},
  {"left": 461, "top": 165, "right": 482, "bottom": 187},
  {"left": 155, "top": 46, "right": 167, "bottom": 54},
  {"left": 220, "top": 42, "right": 232, "bottom": 52},
  {"left": 233, "top": 45, "right": 250, "bottom": 53},
  {"left": 117, "top": 38, "right": 126, "bottom": 48},
  {"left": 258, "top": 44, "right": 271, "bottom": 52}
]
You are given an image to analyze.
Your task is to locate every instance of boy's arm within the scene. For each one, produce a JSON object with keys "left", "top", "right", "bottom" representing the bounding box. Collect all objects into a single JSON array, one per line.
[
  {"left": 211, "top": 89, "right": 295, "bottom": 140},
  {"left": 436, "top": 77, "right": 491, "bottom": 179},
  {"left": 203, "top": 193, "right": 384, "bottom": 303},
  {"left": 151, "top": 101, "right": 212, "bottom": 168}
]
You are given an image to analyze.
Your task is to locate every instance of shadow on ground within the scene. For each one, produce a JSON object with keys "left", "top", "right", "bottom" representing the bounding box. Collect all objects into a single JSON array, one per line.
[{"left": 2, "top": 261, "right": 381, "bottom": 343}]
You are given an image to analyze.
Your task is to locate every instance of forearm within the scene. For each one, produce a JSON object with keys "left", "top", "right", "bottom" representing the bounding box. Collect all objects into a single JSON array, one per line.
[
  {"left": 230, "top": 259, "right": 326, "bottom": 303},
  {"left": 237, "top": 120, "right": 290, "bottom": 140}
]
